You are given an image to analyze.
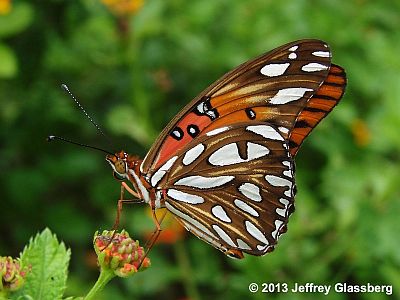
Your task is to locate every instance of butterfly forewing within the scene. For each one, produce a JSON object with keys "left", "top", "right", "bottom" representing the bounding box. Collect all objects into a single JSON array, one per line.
[
  {"left": 154, "top": 122, "right": 295, "bottom": 255},
  {"left": 289, "top": 64, "right": 346, "bottom": 155},
  {"left": 141, "top": 39, "right": 334, "bottom": 175}
]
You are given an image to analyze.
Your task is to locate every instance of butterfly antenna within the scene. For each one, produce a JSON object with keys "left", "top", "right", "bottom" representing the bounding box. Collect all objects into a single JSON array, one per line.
[
  {"left": 61, "top": 84, "right": 112, "bottom": 144},
  {"left": 47, "top": 135, "right": 115, "bottom": 156}
]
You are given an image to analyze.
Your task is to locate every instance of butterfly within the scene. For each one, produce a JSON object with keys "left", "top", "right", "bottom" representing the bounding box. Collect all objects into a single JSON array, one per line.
[{"left": 106, "top": 39, "right": 346, "bottom": 259}]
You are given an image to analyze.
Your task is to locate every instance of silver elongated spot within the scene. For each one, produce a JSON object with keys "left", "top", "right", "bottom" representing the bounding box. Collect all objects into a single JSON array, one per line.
[
  {"left": 182, "top": 143, "right": 205, "bottom": 165},
  {"left": 208, "top": 142, "right": 269, "bottom": 166},
  {"left": 301, "top": 63, "right": 329, "bottom": 72},
  {"left": 238, "top": 183, "right": 262, "bottom": 202},
  {"left": 265, "top": 175, "right": 292, "bottom": 188},
  {"left": 246, "top": 125, "right": 284, "bottom": 141},
  {"left": 278, "top": 126, "right": 289, "bottom": 134},
  {"left": 247, "top": 142, "right": 270, "bottom": 158},
  {"left": 270, "top": 87, "right": 313, "bottom": 105},
  {"left": 312, "top": 51, "right": 331, "bottom": 58},
  {"left": 174, "top": 175, "right": 234, "bottom": 189},
  {"left": 236, "top": 238, "right": 252, "bottom": 250},
  {"left": 245, "top": 221, "right": 269, "bottom": 245},
  {"left": 212, "top": 224, "right": 236, "bottom": 247},
  {"left": 234, "top": 199, "right": 259, "bottom": 217},
  {"left": 151, "top": 156, "right": 178, "bottom": 187},
  {"left": 211, "top": 205, "right": 232, "bottom": 223},
  {"left": 206, "top": 126, "right": 229, "bottom": 136},
  {"left": 167, "top": 189, "right": 204, "bottom": 204},
  {"left": 260, "top": 63, "right": 290, "bottom": 77}
]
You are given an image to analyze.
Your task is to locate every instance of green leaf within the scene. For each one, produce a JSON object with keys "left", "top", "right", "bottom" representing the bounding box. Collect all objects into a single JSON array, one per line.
[
  {"left": 11, "top": 228, "right": 71, "bottom": 300},
  {"left": 0, "top": 43, "right": 17, "bottom": 78},
  {"left": 0, "top": 2, "right": 33, "bottom": 38}
]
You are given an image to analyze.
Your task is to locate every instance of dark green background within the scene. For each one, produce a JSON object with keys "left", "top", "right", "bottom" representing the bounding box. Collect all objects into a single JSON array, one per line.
[{"left": 0, "top": 1, "right": 399, "bottom": 299}]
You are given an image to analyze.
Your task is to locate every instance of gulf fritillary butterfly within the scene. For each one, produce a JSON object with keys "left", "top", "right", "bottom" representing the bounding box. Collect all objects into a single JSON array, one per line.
[{"left": 106, "top": 39, "right": 346, "bottom": 259}]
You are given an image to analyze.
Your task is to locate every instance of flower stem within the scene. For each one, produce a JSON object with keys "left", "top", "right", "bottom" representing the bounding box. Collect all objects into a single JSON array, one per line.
[{"left": 84, "top": 269, "right": 115, "bottom": 300}]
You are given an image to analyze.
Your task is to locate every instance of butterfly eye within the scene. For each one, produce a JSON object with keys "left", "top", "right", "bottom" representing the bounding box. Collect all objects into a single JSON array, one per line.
[
  {"left": 114, "top": 159, "right": 127, "bottom": 174},
  {"left": 113, "top": 171, "right": 125, "bottom": 181}
]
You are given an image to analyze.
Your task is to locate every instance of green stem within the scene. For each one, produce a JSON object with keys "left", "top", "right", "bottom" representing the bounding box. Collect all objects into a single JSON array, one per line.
[
  {"left": 84, "top": 269, "right": 115, "bottom": 300},
  {"left": 174, "top": 240, "right": 200, "bottom": 300}
]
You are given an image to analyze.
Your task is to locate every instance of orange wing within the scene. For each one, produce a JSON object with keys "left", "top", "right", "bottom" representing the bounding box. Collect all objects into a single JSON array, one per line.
[{"left": 289, "top": 64, "right": 346, "bottom": 156}]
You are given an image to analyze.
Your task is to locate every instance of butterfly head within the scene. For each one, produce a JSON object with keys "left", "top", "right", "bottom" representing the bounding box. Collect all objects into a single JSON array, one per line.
[{"left": 106, "top": 150, "right": 130, "bottom": 181}]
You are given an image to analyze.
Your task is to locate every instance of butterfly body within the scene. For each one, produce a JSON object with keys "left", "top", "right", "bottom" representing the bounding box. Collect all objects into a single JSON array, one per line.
[{"left": 107, "top": 39, "right": 346, "bottom": 258}]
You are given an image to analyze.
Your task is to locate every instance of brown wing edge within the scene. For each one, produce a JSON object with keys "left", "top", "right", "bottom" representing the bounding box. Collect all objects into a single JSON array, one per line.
[{"left": 288, "top": 64, "right": 347, "bottom": 156}]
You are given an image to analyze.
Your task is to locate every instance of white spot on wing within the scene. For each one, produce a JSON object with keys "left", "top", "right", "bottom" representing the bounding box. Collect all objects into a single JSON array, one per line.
[
  {"left": 167, "top": 189, "right": 204, "bottom": 204},
  {"left": 270, "top": 87, "right": 313, "bottom": 104},
  {"left": 301, "top": 63, "right": 329, "bottom": 72},
  {"left": 265, "top": 175, "right": 292, "bottom": 189},
  {"left": 208, "top": 142, "right": 269, "bottom": 166},
  {"left": 208, "top": 143, "right": 239, "bottom": 166},
  {"left": 174, "top": 175, "right": 234, "bottom": 189},
  {"left": 312, "top": 51, "right": 331, "bottom": 58},
  {"left": 271, "top": 219, "right": 284, "bottom": 239},
  {"left": 165, "top": 202, "right": 217, "bottom": 239},
  {"left": 247, "top": 142, "right": 270, "bottom": 159},
  {"left": 182, "top": 143, "right": 205, "bottom": 165},
  {"left": 234, "top": 199, "right": 259, "bottom": 216},
  {"left": 276, "top": 207, "right": 286, "bottom": 217},
  {"left": 282, "top": 160, "right": 293, "bottom": 177},
  {"left": 238, "top": 183, "right": 262, "bottom": 202},
  {"left": 289, "top": 45, "right": 298, "bottom": 51},
  {"left": 237, "top": 239, "right": 252, "bottom": 250},
  {"left": 245, "top": 221, "right": 269, "bottom": 245},
  {"left": 260, "top": 63, "right": 290, "bottom": 77},
  {"left": 283, "top": 170, "right": 292, "bottom": 177},
  {"left": 211, "top": 205, "right": 232, "bottom": 223},
  {"left": 172, "top": 130, "right": 182, "bottom": 138},
  {"left": 280, "top": 198, "right": 290, "bottom": 207},
  {"left": 288, "top": 53, "right": 297, "bottom": 60},
  {"left": 212, "top": 224, "right": 236, "bottom": 247},
  {"left": 206, "top": 126, "right": 229, "bottom": 136},
  {"left": 150, "top": 156, "right": 178, "bottom": 187},
  {"left": 257, "top": 244, "right": 269, "bottom": 251},
  {"left": 278, "top": 126, "right": 289, "bottom": 134},
  {"left": 246, "top": 125, "right": 284, "bottom": 141}
]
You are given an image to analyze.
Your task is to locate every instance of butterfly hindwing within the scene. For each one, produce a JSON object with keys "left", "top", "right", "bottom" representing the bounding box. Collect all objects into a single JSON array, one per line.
[
  {"left": 141, "top": 39, "right": 337, "bottom": 175},
  {"left": 151, "top": 122, "right": 295, "bottom": 256}
]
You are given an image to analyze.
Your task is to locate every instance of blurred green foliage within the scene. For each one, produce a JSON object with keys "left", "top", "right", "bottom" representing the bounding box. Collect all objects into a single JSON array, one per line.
[{"left": 0, "top": 0, "right": 399, "bottom": 299}]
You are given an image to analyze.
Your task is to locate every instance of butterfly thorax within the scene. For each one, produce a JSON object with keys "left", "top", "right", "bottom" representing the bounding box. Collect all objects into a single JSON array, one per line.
[{"left": 106, "top": 151, "right": 164, "bottom": 209}]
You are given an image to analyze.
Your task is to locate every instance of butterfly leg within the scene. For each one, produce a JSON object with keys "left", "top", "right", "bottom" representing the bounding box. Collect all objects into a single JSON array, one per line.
[
  {"left": 137, "top": 208, "right": 167, "bottom": 268},
  {"left": 111, "top": 182, "right": 143, "bottom": 231},
  {"left": 101, "top": 182, "right": 144, "bottom": 251}
]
